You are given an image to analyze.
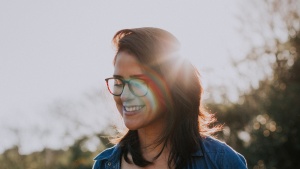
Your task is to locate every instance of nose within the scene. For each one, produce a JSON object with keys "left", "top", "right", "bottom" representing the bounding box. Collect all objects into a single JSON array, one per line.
[{"left": 120, "top": 83, "right": 134, "bottom": 101}]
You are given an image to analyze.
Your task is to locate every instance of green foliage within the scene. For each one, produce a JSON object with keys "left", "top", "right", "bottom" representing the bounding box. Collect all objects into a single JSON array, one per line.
[
  {"left": 207, "top": 1, "right": 300, "bottom": 168},
  {"left": 209, "top": 30, "right": 300, "bottom": 169},
  {"left": 0, "top": 135, "right": 112, "bottom": 169},
  {"left": 0, "top": 147, "right": 69, "bottom": 169},
  {"left": 247, "top": 35, "right": 300, "bottom": 169}
]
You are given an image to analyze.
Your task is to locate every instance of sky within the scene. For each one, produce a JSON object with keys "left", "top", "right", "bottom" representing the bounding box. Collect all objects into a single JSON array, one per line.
[{"left": 0, "top": 0, "right": 251, "bottom": 154}]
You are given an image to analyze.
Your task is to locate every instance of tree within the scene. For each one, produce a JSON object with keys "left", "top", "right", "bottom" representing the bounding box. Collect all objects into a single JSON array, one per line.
[
  {"left": 246, "top": 32, "right": 300, "bottom": 169},
  {"left": 209, "top": 0, "right": 300, "bottom": 168}
]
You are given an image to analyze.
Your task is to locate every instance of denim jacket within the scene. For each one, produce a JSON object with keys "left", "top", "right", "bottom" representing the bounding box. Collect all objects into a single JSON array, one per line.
[{"left": 93, "top": 136, "right": 247, "bottom": 169}]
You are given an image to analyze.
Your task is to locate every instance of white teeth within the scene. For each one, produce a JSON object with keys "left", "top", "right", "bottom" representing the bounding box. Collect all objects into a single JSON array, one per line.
[{"left": 124, "top": 106, "right": 144, "bottom": 112}]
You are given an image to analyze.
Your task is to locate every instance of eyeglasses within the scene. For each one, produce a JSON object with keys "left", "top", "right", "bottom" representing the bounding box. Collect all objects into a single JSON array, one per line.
[{"left": 105, "top": 77, "right": 148, "bottom": 96}]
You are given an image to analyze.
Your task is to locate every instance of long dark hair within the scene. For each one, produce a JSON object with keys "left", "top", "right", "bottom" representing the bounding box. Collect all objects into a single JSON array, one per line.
[{"left": 111, "top": 27, "right": 220, "bottom": 169}]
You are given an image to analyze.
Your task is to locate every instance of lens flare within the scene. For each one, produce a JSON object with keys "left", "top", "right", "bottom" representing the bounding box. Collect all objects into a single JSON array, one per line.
[{"left": 139, "top": 54, "right": 191, "bottom": 112}]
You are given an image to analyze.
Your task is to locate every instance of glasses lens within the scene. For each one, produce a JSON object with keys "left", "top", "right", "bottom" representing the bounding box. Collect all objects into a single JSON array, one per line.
[
  {"left": 129, "top": 79, "right": 148, "bottom": 96},
  {"left": 107, "top": 78, "right": 123, "bottom": 95}
]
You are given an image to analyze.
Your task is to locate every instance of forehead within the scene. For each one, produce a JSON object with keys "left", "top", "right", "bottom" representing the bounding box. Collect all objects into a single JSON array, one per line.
[{"left": 114, "top": 51, "right": 144, "bottom": 77}]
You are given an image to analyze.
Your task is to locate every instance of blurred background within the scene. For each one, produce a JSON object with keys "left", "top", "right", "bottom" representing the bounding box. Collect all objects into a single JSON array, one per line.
[{"left": 0, "top": 0, "right": 299, "bottom": 168}]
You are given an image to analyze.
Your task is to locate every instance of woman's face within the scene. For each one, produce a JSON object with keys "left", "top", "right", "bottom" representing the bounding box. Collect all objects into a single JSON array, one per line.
[{"left": 113, "top": 51, "right": 165, "bottom": 131}]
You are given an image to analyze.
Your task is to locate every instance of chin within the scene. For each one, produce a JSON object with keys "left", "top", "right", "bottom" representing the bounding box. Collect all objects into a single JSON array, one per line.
[
  {"left": 124, "top": 124, "right": 139, "bottom": 130},
  {"left": 124, "top": 121, "right": 141, "bottom": 130}
]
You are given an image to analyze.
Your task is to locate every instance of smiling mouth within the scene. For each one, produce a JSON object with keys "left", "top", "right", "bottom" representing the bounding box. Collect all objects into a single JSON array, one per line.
[{"left": 124, "top": 106, "right": 144, "bottom": 112}]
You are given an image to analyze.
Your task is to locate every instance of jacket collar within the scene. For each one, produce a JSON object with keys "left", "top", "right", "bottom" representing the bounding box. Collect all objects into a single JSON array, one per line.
[
  {"left": 94, "top": 144, "right": 121, "bottom": 162},
  {"left": 191, "top": 147, "right": 204, "bottom": 157},
  {"left": 94, "top": 137, "right": 205, "bottom": 161}
]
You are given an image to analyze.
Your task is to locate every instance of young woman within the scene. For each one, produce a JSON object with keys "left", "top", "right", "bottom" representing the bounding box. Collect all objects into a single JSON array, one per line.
[{"left": 93, "top": 27, "right": 247, "bottom": 169}]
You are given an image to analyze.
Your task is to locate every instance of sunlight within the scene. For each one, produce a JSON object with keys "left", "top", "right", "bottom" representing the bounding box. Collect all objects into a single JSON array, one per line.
[{"left": 238, "top": 131, "right": 251, "bottom": 143}]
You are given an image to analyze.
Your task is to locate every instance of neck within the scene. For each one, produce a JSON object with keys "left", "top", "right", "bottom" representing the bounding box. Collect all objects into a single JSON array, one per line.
[{"left": 137, "top": 122, "right": 169, "bottom": 161}]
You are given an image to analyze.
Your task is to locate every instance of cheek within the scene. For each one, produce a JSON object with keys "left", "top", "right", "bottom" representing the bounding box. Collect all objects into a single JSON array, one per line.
[
  {"left": 147, "top": 84, "right": 165, "bottom": 112},
  {"left": 145, "top": 92, "right": 158, "bottom": 111},
  {"left": 149, "top": 84, "right": 165, "bottom": 104}
]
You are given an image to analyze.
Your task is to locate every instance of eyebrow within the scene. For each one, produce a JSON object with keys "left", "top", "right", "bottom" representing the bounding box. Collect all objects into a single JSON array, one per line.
[{"left": 113, "top": 74, "right": 147, "bottom": 79}]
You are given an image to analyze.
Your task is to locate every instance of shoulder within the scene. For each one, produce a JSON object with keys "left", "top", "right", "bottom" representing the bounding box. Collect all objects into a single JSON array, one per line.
[
  {"left": 94, "top": 145, "right": 120, "bottom": 161},
  {"left": 92, "top": 144, "right": 121, "bottom": 169},
  {"left": 200, "top": 136, "right": 247, "bottom": 168}
]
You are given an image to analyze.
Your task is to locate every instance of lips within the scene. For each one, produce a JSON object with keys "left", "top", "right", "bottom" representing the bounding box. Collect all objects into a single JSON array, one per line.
[{"left": 124, "top": 105, "right": 144, "bottom": 112}]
